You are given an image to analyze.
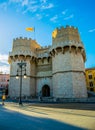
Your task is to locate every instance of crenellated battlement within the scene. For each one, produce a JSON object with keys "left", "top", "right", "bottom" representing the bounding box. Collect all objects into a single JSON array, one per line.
[
  {"left": 36, "top": 45, "right": 51, "bottom": 51},
  {"left": 13, "top": 37, "right": 37, "bottom": 47},
  {"left": 55, "top": 25, "right": 78, "bottom": 31},
  {"left": 12, "top": 37, "right": 41, "bottom": 53},
  {"left": 13, "top": 37, "right": 33, "bottom": 41},
  {"left": 52, "top": 25, "right": 80, "bottom": 44}
]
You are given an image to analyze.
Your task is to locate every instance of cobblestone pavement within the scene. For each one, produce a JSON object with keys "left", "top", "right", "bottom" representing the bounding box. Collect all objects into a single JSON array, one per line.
[{"left": 0, "top": 101, "right": 95, "bottom": 130}]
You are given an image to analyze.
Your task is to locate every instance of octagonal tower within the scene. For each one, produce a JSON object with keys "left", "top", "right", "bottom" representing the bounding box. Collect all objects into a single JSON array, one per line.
[
  {"left": 8, "top": 37, "right": 40, "bottom": 97},
  {"left": 50, "top": 25, "right": 87, "bottom": 98}
]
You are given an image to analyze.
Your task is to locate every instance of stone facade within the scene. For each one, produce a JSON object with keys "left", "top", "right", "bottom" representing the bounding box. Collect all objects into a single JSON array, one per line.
[
  {"left": 85, "top": 68, "right": 95, "bottom": 92},
  {"left": 8, "top": 25, "right": 87, "bottom": 98},
  {"left": 0, "top": 73, "right": 9, "bottom": 89}
]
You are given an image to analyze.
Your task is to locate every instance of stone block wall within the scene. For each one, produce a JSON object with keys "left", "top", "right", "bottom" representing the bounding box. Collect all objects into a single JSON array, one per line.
[
  {"left": 9, "top": 77, "right": 30, "bottom": 97},
  {"left": 52, "top": 52, "right": 72, "bottom": 73},
  {"left": 9, "top": 60, "right": 33, "bottom": 97},
  {"left": 72, "top": 72, "right": 87, "bottom": 98},
  {"left": 53, "top": 73, "right": 73, "bottom": 98},
  {"left": 52, "top": 48, "right": 87, "bottom": 98}
]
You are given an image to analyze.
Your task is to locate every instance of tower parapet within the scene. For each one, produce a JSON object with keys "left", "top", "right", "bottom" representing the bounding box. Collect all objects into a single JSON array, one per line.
[
  {"left": 50, "top": 25, "right": 86, "bottom": 62},
  {"left": 13, "top": 37, "right": 40, "bottom": 52},
  {"left": 52, "top": 25, "right": 80, "bottom": 44},
  {"left": 8, "top": 37, "right": 41, "bottom": 63}
]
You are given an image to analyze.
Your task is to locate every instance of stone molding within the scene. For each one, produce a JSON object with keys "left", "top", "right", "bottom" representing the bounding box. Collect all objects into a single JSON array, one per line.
[{"left": 52, "top": 70, "right": 85, "bottom": 75}]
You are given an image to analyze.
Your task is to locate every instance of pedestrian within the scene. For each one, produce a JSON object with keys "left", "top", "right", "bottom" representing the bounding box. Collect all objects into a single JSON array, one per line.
[{"left": 2, "top": 95, "right": 6, "bottom": 105}]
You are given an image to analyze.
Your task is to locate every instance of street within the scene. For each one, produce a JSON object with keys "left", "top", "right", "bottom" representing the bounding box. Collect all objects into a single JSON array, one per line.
[{"left": 0, "top": 102, "right": 95, "bottom": 130}]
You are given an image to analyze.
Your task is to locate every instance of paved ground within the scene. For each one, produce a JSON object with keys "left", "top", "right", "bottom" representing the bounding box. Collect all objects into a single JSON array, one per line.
[{"left": 0, "top": 101, "right": 95, "bottom": 130}]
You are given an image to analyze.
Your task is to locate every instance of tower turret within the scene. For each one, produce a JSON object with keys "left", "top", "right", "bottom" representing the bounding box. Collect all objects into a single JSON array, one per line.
[
  {"left": 8, "top": 37, "right": 41, "bottom": 97},
  {"left": 50, "top": 25, "right": 87, "bottom": 98}
]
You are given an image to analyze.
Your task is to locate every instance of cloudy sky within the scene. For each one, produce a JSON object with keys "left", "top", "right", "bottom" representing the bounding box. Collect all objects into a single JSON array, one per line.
[{"left": 0, "top": 0, "right": 95, "bottom": 73}]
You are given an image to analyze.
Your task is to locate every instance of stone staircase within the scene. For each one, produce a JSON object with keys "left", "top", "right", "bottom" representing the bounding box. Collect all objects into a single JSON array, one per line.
[{"left": 40, "top": 96, "right": 95, "bottom": 103}]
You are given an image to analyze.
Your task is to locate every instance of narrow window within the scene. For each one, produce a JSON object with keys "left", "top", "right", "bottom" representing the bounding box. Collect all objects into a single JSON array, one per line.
[
  {"left": 88, "top": 75, "right": 92, "bottom": 79},
  {"left": 89, "top": 82, "right": 93, "bottom": 87}
]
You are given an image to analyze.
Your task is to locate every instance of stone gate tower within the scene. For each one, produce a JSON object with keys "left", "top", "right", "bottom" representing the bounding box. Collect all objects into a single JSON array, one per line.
[
  {"left": 8, "top": 25, "right": 87, "bottom": 99},
  {"left": 8, "top": 38, "right": 40, "bottom": 97},
  {"left": 50, "top": 25, "right": 87, "bottom": 98}
]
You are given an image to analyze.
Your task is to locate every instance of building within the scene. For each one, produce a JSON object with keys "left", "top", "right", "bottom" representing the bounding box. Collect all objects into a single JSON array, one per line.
[
  {"left": 8, "top": 25, "right": 87, "bottom": 99},
  {"left": 85, "top": 68, "right": 95, "bottom": 92},
  {"left": 0, "top": 73, "right": 9, "bottom": 89},
  {"left": 0, "top": 73, "right": 10, "bottom": 96}
]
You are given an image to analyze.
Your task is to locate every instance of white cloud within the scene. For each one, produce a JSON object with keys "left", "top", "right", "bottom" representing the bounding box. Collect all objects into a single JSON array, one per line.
[
  {"left": 0, "top": 54, "right": 9, "bottom": 64},
  {"left": 41, "top": 3, "right": 54, "bottom": 10},
  {"left": 50, "top": 15, "right": 58, "bottom": 22},
  {"left": 64, "top": 14, "right": 74, "bottom": 20},
  {"left": 30, "top": 1, "right": 38, "bottom": 5},
  {"left": 62, "top": 9, "right": 68, "bottom": 15},
  {"left": 0, "top": 54, "right": 9, "bottom": 74},
  {"left": 36, "top": 14, "right": 42, "bottom": 20},
  {"left": 22, "top": 0, "right": 28, "bottom": 6},
  {"left": 30, "top": 5, "right": 39, "bottom": 12},
  {"left": 0, "top": 65, "right": 10, "bottom": 74},
  {"left": 9, "top": 0, "right": 37, "bottom": 5},
  {"left": 22, "top": 8, "right": 28, "bottom": 14},
  {"left": 22, "top": 1, "right": 54, "bottom": 14},
  {"left": 22, "top": 4, "right": 39, "bottom": 14},
  {"left": 9, "top": 0, "right": 22, "bottom": 3},
  {"left": 88, "top": 28, "right": 95, "bottom": 33},
  {"left": 0, "top": 0, "right": 54, "bottom": 16},
  {"left": 9, "top": 0, "right": 29, "bottom": 7}
]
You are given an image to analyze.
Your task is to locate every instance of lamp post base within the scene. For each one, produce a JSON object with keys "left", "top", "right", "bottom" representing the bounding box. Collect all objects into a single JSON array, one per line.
[
  {"left": 19, "top": 100, "right": 22, "bottom": 105},
  {"left": 19, "top": 102, "right": 23, "bottom": 105}
]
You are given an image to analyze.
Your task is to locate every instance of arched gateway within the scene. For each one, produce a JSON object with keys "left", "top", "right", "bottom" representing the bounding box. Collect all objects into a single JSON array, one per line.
[
  {"left": 42, "top": 85, "right": 50, "bottom": 97},
  {"left": 8, "top": 26, "right": 88, "bottom": 98}
]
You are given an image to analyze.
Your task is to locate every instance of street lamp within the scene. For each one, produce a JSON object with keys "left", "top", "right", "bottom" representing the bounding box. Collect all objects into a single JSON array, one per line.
[{"left": 16, "top": 60, "right": 27, "bottom": 105}]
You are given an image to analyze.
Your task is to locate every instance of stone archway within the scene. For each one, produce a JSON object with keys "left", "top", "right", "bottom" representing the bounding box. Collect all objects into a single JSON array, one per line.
[{"left": 42, "top": 85, "right": 50, "bottom": 97}]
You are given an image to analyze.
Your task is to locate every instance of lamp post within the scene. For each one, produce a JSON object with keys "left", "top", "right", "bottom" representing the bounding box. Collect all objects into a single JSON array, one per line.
[{"left": 16, "top": 60, "right": 27, "bottom": 105}]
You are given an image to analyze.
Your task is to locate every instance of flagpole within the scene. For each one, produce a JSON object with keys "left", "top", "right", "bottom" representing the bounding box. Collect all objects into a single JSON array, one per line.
[{"left": 34, "top": 27, "right": 36, "bottom": 40}]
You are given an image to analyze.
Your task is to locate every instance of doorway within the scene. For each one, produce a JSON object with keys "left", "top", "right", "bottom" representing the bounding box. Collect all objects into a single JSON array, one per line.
[{"left": 42, "top": 85, "right": 50, "bottom": 97}]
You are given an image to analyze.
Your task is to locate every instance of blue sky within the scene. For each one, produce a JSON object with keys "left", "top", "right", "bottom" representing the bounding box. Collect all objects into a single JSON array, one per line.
[{"left": 0, "top": 0, "right": 95, "bottom": 73}]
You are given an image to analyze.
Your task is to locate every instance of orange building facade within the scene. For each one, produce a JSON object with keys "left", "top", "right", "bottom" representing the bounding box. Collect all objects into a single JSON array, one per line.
[{"left": 85, "top": 68, "right": 95, "bottom": 92}]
